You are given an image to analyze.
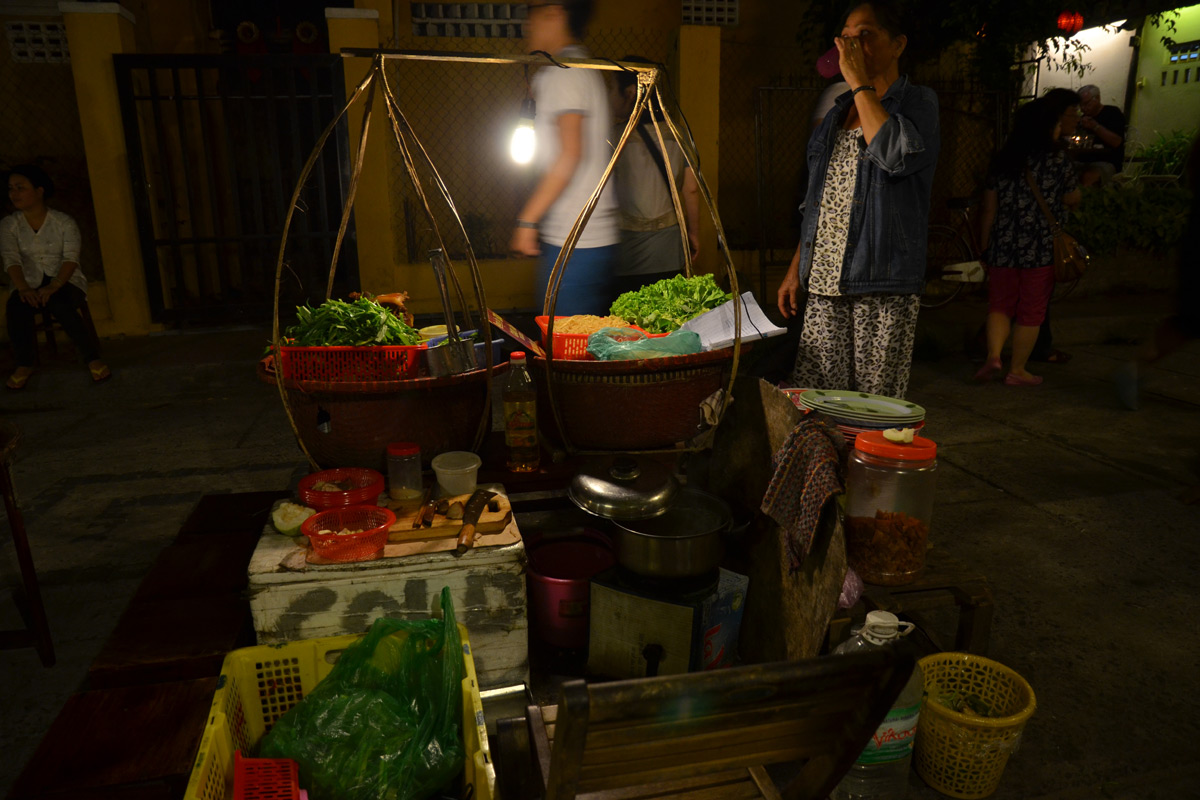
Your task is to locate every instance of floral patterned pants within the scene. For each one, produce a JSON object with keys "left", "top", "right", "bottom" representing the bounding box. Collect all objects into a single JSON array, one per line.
[{"left": 791, "top": 293, "right": 921, "bottom": 399}]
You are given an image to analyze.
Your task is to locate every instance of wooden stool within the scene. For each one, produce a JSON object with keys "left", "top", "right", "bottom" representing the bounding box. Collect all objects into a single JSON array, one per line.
[
  {"left": 0, "top": 421, "right": 54, "bottom": 667},
  {"left": 829, "top": 549, "right": 994, "bottom": 655},
  {"left": 32, "top": 297, "right": 99, "bottom": 365}
]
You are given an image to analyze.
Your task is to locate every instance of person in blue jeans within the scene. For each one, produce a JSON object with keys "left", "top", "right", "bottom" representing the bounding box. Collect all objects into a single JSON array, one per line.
[
  {"left": 775, "top": 0, "right": 939, "bottom": 399},
  {"left": 510, "top": 0, "right": 619, "bottom": 316}
]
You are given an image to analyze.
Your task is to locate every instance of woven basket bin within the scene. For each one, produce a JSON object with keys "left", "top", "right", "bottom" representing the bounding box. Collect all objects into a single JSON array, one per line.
[
  {"left": 259, "top": 360, "right": 502, "bottom": 470},
  {"left": 533, "top": 346, "right": 743, "bottom": 451},
  {"left": 914, "top": 653, "right": 1037, "bottom": 799}
]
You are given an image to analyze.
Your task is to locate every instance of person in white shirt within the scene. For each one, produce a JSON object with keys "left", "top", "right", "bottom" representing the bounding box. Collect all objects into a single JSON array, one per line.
[
  {"left": 510, "top": 0, "right": 620, "bottom": 315},
  {"left": 609, "top": 55, "right": 701, "bottom": 299},
  {"left": 3, "top": 165, "right": 109, "bottom": 389}
]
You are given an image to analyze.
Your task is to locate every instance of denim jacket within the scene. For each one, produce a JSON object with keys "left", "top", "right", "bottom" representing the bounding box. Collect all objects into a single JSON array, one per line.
[{"left": 796, "top": 76, "right": 940, "bottom": 295}]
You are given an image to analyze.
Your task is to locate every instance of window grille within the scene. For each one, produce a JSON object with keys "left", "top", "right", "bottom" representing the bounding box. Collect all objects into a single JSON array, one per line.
[{"left": 5, "top": 20, "right": 70, "bottom": 64}]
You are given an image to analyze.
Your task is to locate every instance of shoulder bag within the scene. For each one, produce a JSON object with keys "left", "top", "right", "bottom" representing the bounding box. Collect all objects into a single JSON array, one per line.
[{"left": 1025, "top": 170, "right": 1090, "bottom": 282}]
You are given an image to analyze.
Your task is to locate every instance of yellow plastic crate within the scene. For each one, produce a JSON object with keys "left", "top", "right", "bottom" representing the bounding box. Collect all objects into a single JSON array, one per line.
[{"left": 184, "top": 624, "right": 495, "bottom": 800}]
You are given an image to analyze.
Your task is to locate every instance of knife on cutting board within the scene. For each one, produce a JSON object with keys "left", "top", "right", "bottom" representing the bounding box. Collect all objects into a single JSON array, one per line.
[{"left": 456, "top": 489, "right": 497, "bottom": 554}]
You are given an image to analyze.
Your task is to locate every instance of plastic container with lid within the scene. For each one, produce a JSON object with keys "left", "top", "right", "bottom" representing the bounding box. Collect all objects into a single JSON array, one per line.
[
  {"left": 386, "top": 442, "right": 423, "bottom": 513},
  {"left": 844, "top": 431, "right": 937, "bottom": 586}
]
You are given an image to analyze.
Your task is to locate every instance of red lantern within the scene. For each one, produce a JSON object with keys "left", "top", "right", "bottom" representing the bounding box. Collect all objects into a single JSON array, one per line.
[{"left": 1057, "top": 11, "right": 1084, "bottom": 36}]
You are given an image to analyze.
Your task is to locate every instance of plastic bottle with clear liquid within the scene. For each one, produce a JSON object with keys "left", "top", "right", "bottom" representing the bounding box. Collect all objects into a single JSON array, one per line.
[
  {"left": 831, "top": 611, "right": 924, "bottom": 800},
  {"left": 503, "top": 351, "right": 539, "bottom": 472}
]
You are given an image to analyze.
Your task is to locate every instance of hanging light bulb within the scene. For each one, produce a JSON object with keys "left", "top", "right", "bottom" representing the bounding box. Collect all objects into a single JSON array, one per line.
[{"left": 510, "top": 96, "right": 536, "bottom": 165}]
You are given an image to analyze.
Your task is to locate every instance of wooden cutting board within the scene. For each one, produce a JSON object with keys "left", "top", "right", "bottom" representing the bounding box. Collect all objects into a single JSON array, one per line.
[{"left": 386, "top": 492, "right": 513, "bottom": 542}]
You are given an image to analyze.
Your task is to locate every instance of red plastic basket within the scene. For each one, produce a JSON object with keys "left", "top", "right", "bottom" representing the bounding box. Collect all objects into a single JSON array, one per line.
[
  {"left": 278, "top": 345, "right": 422, "bottom": 382},
  {"left": 298, "top": 468, "right": 385, "bottom": 509},
  {"left": 232, "top": 751, "right": 300, "bottom": 800},
  {"left": 301, "top": 505, "right": 395, "bottom": 562},
  {"left": 535, "top": 316, "right": 651, "bottom": 360}
]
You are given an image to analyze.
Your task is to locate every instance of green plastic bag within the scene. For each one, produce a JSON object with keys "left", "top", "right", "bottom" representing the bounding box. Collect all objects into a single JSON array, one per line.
[
  {"left": 587, "top": 327, "right": 702, "bottom": 360},
  {"left": 259, "top": 587, "right": 465, "bottom": 800}
]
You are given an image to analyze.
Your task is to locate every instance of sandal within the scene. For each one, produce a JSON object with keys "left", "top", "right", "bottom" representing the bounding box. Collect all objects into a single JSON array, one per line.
[
  {"left": 89, "top": 362, "right": 112, "bottom": 383},
  {"left": 1031, "top": 349, "right": 1072, "bottom": 364},
  {"left": 6, "top": 370, "right": 31, "bottom": 390},
  {"left": 1004, "top": 372, "right": 1043, "bottom": 387},
  {"left": 973, "top": 358, "right": 1002, "bottom": 382}
]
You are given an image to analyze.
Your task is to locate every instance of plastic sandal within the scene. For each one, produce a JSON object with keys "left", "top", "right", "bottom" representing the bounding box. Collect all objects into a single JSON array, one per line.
[
  {"left": 89, "top": 363, "right": 112, "bottom": 383},
  {"left": 973, "top": 358, "right": 1002, "bottom": 382},
  {"left": 5, "top": 372, "right": 30, "bottom": 390},
  {"left": 1003, "top": 372, "right": 1043, "bottom": 387}
]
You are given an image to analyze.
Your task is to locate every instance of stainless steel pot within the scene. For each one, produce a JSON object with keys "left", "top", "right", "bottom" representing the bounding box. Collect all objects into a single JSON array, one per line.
[{"left": 610, "top": 487, "right": 730, "bottom": 578}]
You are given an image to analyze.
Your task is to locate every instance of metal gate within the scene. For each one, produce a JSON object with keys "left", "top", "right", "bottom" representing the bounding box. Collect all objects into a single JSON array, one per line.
[{"left": 114, "top": 54, "right": 356, "bottom": 325}]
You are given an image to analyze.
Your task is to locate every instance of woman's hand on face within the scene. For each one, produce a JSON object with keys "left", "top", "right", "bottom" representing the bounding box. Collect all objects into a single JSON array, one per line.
[
  {"left": 17, "top": 288, "right": 41, "bottom": 307},
  {"left": 510, "top": 225, "right": 540, "bottom": 257},
  {"left": 835, "top": 36, "right": 870, "bottom": 89},
  {"left": 777, "top": 271, "right": 802, "bottom": 319}
]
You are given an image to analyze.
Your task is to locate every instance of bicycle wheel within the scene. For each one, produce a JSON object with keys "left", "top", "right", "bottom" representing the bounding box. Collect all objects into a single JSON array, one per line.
[{"left": 922, "top": 224, "right": 972, "bottom": 308}]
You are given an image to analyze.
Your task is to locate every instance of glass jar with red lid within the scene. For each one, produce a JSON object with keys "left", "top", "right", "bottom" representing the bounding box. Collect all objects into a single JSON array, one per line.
[{"left": 844, "top": 431, "right": 937, "bottom": 586}]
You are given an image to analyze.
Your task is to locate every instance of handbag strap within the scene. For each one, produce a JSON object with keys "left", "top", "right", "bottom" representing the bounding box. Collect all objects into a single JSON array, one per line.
[
  {"left": 1024, "top": 169, "right": 1062, "bottom": 235},
  {"left": 636, "top": 123, "right": 674, "bottom": 193}
]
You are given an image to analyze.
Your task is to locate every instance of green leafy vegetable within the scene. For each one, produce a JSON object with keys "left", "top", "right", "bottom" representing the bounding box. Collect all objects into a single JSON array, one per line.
[
  {"left": 932, "top": 691, "right": 1000, "bottom": 718},
  {"left": 283, "top": 297, "right": 421, "bottom": 347},
  {"left": 610, "top": 274, "right": 732, "bottom": 333}
]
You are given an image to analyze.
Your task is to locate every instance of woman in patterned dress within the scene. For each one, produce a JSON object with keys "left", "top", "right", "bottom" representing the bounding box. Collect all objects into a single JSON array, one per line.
[
  {"left": 974, "top": 99, "right": 1081, "bottom": 386},
  {"left": 776, "top": 0, "right": 939, "bottom": 399}
]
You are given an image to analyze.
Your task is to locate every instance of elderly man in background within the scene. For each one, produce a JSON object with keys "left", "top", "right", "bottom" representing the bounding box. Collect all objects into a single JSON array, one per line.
[{"left": 1073, "top": 84, "right": 1125, "bottom": 186}]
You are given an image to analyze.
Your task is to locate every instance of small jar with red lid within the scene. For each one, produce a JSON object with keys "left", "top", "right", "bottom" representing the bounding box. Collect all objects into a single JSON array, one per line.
[
  {"left": 385, "top": 441, "right": 423, "bottom": 513},
  {"left": 844, "top": 431, "right": 937, "bottom": 586}
]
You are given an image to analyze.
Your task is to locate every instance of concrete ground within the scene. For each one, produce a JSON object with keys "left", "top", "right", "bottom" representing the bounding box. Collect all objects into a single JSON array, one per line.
[{"left": 1, "top": 290, "right": 1198, "bottom": 799}]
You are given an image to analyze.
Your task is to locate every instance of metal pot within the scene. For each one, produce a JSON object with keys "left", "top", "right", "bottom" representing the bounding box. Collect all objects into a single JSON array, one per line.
[
  {"left": 568, "top": 456, "right": 731, "bottom": 579},
  {"left": 610, "top": 487, "right": 730, "bottom": 578}
]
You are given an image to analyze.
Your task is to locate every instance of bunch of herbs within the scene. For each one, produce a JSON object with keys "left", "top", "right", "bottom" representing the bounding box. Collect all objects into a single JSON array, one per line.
[
  {"left": 610, "top": 274, "right": 732, "bottom": 333},
  {"left": 283, "top": 296, "right": 421, "bottom": 347}
]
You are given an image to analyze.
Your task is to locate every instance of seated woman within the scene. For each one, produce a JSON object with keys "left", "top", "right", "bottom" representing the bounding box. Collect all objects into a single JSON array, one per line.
[{"left": 3, "top": 165, "right": 109, "bottom": 389}]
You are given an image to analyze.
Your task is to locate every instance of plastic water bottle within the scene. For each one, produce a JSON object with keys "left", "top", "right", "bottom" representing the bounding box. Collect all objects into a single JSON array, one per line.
[{"left": 831, "top": 611, "right": 923, "bottom": 800}]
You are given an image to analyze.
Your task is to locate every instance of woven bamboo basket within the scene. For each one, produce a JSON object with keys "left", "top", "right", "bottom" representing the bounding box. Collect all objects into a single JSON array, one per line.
[
  {"left": 259, "top": 360, "right": 502, "bottom": 471},
  {"left": 534, "top": 346, "right": 745, "bottom": 451}
]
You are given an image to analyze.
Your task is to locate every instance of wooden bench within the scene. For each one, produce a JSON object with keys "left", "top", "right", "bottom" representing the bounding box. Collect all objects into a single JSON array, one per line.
[
  {"left": 7, "top": 677, "right": 218, "bottom": 800},
  {"left": 829, "top": 548, "right": 994, "bottom": 655},
  {"left": 524, "top": 648, "right": 913, "bottom": 800}
]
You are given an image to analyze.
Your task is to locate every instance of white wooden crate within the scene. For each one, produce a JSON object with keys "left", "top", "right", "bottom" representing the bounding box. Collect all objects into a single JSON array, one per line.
[{"left": 247, "top": 504, "right": 528, "bottom": 688}]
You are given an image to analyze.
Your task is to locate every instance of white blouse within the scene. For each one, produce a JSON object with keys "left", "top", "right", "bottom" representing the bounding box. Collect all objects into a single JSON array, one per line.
[{"left": 0, "top": 209, "right": 87, "bottom": 295}]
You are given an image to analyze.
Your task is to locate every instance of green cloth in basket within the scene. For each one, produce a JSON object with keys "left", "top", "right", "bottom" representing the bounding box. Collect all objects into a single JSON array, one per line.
[{"left": 587, "top": 327, "right": 702, "bottom": 360}]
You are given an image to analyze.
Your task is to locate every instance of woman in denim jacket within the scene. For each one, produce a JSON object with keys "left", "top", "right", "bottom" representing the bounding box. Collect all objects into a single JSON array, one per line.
[{"left": 776, "top": 0, "right": 939, "bottom": 399}]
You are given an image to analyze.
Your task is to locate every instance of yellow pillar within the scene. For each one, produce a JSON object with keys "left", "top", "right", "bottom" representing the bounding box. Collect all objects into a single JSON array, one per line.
[
  {"left": 326, "top": 7, "right": 396, "bottom": 296},
  {"left": 677, "top": 25, "right": 722, "bottom": 276},
  {"left": 60, "top": 1, "right": 156, "bottom": 336}
]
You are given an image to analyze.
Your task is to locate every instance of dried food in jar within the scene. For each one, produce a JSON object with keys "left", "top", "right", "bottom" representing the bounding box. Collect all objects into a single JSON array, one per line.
[{"left": 845, "top": 510, "right": 929, "bottom": 585}]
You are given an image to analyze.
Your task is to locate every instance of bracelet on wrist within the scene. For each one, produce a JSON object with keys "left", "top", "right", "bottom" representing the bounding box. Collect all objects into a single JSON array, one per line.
[
  {"left": 852, "top": 85, "right": 877, "bottom": 97},
  {"left": 516, "top": 220, "right": 538, "bottom": 229}
]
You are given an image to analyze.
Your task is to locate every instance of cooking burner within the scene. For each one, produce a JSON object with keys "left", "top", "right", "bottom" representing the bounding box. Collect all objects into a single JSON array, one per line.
[{"left": 612, "top": 565, "right": 719, "bottom": 600}]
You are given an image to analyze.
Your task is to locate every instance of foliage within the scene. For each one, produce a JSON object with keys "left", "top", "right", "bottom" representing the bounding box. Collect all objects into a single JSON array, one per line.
[
  {"left": 1070, "top": 179, "right": 1192, "bottom": 256},
  {"left": 283, "top": 296, "right": 421, "bottom": 346},
  {"left": 1135, "top": 130, "right": 1197, "bottom": 176},
  {"left": 610, "top": 273, "right": 732, "bottom": 333}
]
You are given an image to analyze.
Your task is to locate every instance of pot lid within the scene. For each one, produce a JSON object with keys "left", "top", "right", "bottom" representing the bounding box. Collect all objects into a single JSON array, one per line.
[{"left": 568, "top": 455, "right": 680, "bottom": 520}]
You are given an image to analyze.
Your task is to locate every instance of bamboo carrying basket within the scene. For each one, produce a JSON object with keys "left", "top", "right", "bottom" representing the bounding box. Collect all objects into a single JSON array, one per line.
[{"left": 269, "top": 50, "right": 745, "bottom": 461}]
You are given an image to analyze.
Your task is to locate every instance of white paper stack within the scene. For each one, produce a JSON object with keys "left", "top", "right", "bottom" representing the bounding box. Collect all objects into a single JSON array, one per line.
[{"left": 679, "top": 291, "right": 788, "bottom": 351}]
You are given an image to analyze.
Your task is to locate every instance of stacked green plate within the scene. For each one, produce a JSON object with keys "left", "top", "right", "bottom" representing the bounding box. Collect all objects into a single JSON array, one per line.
[{"left": 793, "top": 389, "right": 926, "bottom": 428}]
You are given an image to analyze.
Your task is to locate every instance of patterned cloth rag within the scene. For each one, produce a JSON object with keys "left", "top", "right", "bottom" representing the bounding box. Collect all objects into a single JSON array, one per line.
[{"left": 760, "top": 414, "right": 847, "bottom": 571}]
